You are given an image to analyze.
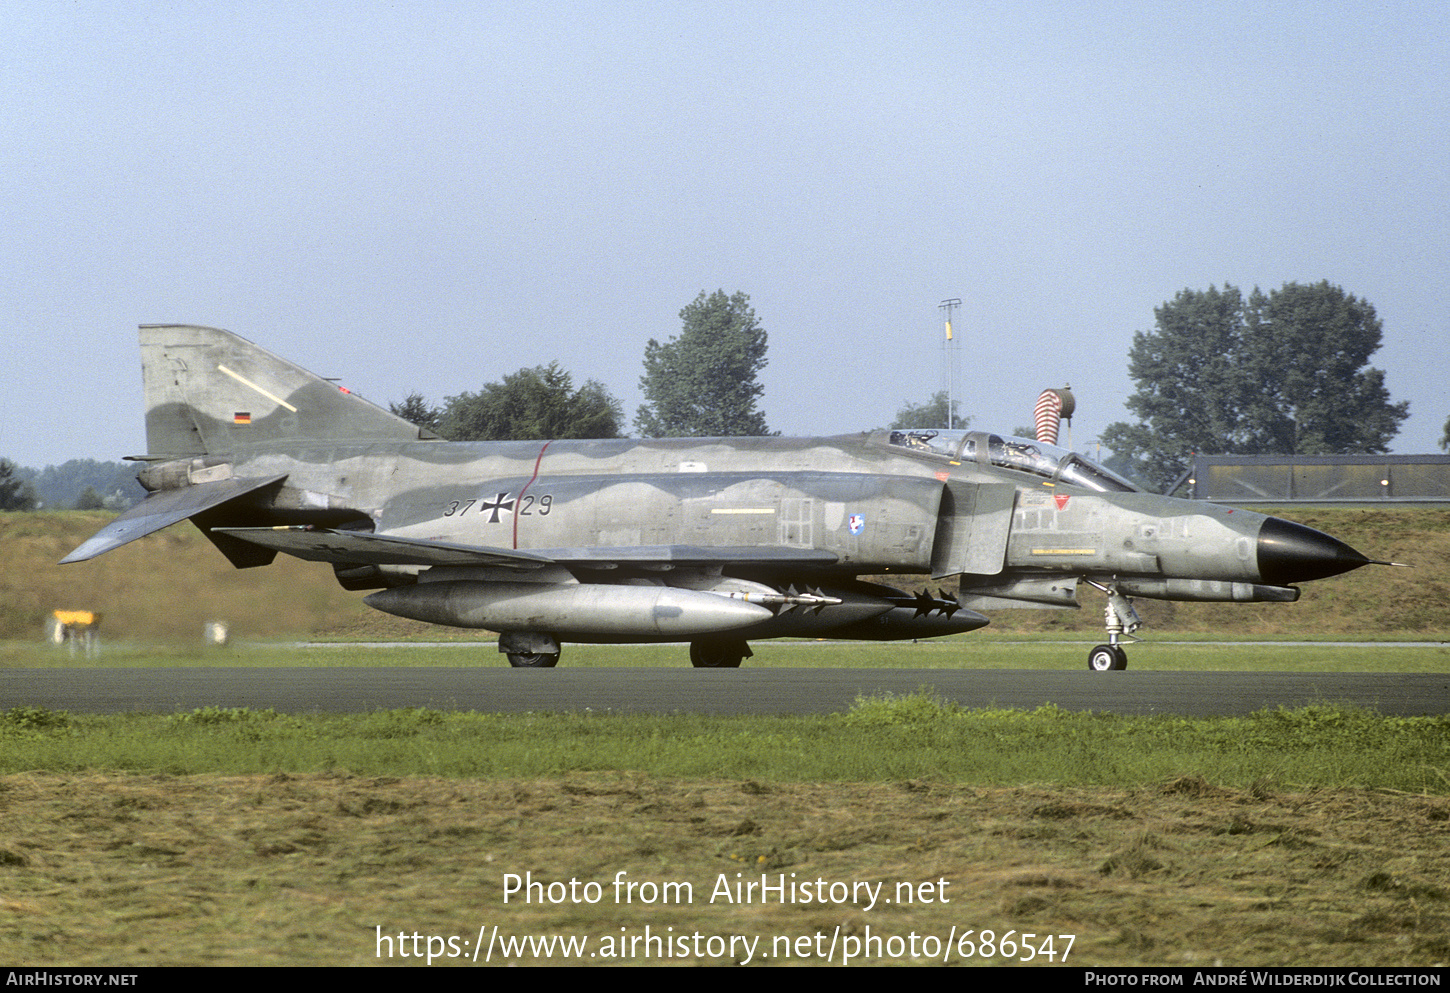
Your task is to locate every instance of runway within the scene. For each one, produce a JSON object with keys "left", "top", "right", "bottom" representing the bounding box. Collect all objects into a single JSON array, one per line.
[{"left": 3, "top": 667, "right": 1447, "bottom": 717}]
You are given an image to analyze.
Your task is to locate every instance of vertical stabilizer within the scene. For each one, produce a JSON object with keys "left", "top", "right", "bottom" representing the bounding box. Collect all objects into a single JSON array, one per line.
[{"left": 141, "top": 324, "right": 435, "bottom": 456}]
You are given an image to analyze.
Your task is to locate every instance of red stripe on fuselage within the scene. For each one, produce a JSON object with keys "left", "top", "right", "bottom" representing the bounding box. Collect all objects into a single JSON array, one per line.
[{"left": 513, "top": 440, "right": 552, "bottom": 549}]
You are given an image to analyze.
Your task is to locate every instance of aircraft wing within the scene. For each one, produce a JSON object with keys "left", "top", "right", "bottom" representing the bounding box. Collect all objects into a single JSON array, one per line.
[
  {"left": 211, "top": 527, "right": 557, "bottom": 569},
  {"left": 212, "top": 526, "right": 840, "bottom": 572},
  {"left": 60, "top": 475, "right": 289, "bottom": 564}
]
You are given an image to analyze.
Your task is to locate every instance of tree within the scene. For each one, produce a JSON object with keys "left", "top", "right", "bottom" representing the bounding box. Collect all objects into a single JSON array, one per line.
[
  {"left": 890, "top": 390, "right": 969, "bottom": 431},
  {"left": 1099, "top": 285, "right": 1253, "bottom": 489},
  {"left": 438, "top": 362, "right": 623, "bottom": 441},
  {"left": 74, "top": 486, "right": 106, "bottom": 510},
  {"left": 1441, "top": 415, "right": 1449, "bottom": 453},
  {"left": 1101, "top": 282, "right": 1409, "bottom": 491},
  {"left": 1241, "top": 282, "right": 1409, "bottom": 455},
  {"left": 635, "top": 290, "right": 772, "bottom": 437},
  {"left": 389, "top": 393, "right": 443, "bottom": 434},
  {"left": 27, "top": 459, "right": 138, "bottom": 510},
  {"left": 0, "top": 459, "right": 36, "bottom": 511}
]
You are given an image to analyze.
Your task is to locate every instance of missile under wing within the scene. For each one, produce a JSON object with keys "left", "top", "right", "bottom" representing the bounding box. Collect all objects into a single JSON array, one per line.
[{"left": 64, "top": 325, "right": 1384, "bottom": 669}]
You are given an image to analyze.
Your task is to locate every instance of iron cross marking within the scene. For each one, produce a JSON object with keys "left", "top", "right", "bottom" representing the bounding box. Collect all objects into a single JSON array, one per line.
[{"left": 480, "top": 492, "right": 515, "bottom": 523}]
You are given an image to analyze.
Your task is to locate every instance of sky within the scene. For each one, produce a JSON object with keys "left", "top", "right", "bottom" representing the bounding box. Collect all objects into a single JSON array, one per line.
[{"left": 3, "top": 1, "right": 1446, "bottom": 471}]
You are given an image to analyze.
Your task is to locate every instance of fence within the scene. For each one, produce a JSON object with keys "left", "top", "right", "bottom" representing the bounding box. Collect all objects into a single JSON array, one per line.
[{"left": 1179, "top": 454, "right": 1450, "bottom": 504}]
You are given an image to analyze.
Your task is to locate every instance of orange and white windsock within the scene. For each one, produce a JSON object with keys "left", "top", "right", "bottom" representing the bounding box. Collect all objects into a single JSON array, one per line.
[{"left": 1034, "top": 387, "right": 1075, "bottom": 445}]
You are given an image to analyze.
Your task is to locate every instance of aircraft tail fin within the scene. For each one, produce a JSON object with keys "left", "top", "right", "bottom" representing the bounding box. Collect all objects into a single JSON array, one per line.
[{"left": 140, "top": 324, "right": 437, "bottom": 457}]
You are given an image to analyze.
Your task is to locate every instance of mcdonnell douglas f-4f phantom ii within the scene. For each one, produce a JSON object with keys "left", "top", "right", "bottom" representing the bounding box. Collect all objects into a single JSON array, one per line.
[{"left": 64, "top": 325, "right": 1385, "bottom": 670}]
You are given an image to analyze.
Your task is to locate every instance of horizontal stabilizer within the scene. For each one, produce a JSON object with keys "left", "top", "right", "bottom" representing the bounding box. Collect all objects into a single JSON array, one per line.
[{"left": 60, "top": 475, "right": 288, "bottom": 563}]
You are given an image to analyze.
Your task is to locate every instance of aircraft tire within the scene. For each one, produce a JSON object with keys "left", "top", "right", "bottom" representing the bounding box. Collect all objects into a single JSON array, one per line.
[
  {"left": 1087, "top": 644, "right": 1127, "bottom": 671},
  {"left": 689, "top": 639, "right": 747, "bottom": 668},
  {"left": 507, "top": 652, "right": 560, "bottom": 668}
]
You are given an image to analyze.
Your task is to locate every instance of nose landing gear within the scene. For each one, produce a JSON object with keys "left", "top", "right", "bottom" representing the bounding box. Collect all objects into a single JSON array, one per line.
[{"left": 1085, "top": 581, "right": 1141, "bottom": 671}]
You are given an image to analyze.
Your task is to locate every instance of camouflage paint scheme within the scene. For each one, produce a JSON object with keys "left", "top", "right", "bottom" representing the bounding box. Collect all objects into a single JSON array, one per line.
[{"left": 64, "top": 326, "right": 1377, "bottom": 669}]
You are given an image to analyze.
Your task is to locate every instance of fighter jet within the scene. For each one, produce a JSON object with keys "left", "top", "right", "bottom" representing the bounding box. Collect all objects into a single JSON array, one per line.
[{"left": 63, "top": 325, "right": 1383, "bottom": 670}]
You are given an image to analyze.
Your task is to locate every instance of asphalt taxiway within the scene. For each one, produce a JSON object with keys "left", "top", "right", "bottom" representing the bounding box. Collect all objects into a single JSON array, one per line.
[{"left": 2, "top": 667, "right": 1446, "bottom": 716}]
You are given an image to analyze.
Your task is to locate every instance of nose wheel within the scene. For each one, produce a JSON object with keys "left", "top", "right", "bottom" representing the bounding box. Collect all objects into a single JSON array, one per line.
[
  {"left": 1088, "top": 644, "right": 1127, "bottom": 671},
  {"left": 1085, "top": 580, "right": 1141, "bottom": 671}
]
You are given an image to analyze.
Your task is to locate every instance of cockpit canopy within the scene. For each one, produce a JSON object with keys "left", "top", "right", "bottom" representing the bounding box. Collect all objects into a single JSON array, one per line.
[{"left": 885, "top": 429, "right": 1138, "bottom": 493}]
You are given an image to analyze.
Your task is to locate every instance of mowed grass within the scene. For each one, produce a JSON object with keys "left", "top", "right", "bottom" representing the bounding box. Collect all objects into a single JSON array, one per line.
[{"left": 5, "top": 765, "right": 1448, "bottom": 967}]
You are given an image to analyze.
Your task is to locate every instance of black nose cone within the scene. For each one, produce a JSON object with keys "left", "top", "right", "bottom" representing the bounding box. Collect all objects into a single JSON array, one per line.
[{"left": 1257, "top": 517, "right": 1371, "bottom": 586}]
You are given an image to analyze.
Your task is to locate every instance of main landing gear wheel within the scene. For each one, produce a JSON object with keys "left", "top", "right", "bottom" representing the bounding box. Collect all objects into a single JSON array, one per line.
[
  {"left": 689, "top": 639, "right": 751, "bottom": 668},
  {"left": 1087, "top": 644, "right": 1127, "bottom": 671},
  {"left": 507, "top": 652, "right": 559, "bottom": 668}
]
